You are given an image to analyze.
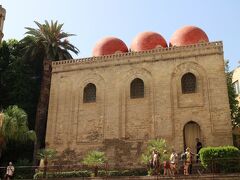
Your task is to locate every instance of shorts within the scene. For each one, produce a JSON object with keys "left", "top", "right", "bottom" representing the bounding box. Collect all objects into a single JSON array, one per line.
[
  {"left": 163, "top": 161, "right": 170, "bottom": 169},
  {"left": 5, "top": 174, "right": 13, "bottom": 179}
]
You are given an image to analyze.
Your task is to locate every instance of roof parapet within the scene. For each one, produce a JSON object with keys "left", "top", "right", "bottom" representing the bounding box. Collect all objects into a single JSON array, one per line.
[{"left": 52, "top": 41, "right": 223, "bottom": 67}]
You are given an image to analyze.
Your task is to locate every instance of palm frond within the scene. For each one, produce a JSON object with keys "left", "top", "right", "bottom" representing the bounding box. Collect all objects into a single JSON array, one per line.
[
  {"left": 82, "top": 151, "right": 107, "bottom": 166},
  {"left": 37, "top": 148, "right": 57, "bottom": 160},
  {"left": 2, "top": 105, "right": 36, "bottom": 143},
  {"left": 22, "top": 20, "right": 79, "bottom": 61}
]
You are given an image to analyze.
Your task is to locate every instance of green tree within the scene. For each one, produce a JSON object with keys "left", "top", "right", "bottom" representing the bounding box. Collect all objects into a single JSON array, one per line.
[
  {"left": 0, "top": 40, "right": 39, "bottom": 130},
  {"left": 0, "top": 106, "right": 36, "bottom": 158},
  {"left": 0, "top": 40, "right": 39, "bottom": 164},
  {"left": 82, "top": 150, "right": 107, "bottom": 177},
  {"left": 225, "top": 61, "right": 240, "bottom": 127},
  {"left": 140, "top": 139, "right": 169, "bottom": 175},
  {"left": 20, "top": 20, "right": 79, "bottom": 163}
]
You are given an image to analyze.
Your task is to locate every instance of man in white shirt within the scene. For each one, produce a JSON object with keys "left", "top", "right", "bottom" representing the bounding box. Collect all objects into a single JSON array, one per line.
[{"left": 5, "top": 162, "right": 14, "bottom": 180}]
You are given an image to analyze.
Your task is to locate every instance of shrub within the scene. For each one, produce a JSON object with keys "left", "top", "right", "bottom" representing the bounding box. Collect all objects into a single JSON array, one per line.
[
  {"left": 140, "top": 138, "right": 169, "bottom": 175},
  {"left": 14, "top": 159, "right": 35, "bottom": 179},
  {"left": 82, "top": 150, "right": 107, "bottom": 176},
  {"left": 33, "top": 169, "right": 148, "bottom": 179},
  {"left": 140, "top": 138, "right": 169, "bottom": 165},
  {"left": 98, "top": 169, "right": 147, "bottom": 177},
  {"left": 199, "top": 146, "right": 240, "bottom": 173},
  {"left": 121, "top": 169, "right": 147, "bottom": 176},
  {"left": 33, "top": 170, "right": 91, "bottom": 179}
]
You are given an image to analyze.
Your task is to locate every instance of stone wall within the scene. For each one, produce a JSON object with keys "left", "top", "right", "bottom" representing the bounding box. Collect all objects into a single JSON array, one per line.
[{"left": 46, "top": 41, "right": 232, "bottom": 167}]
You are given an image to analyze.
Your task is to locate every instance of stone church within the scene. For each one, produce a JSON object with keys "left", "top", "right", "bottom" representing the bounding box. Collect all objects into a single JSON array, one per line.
[{"left": 45, "top": 26, "right": 232, "bottom": 166}]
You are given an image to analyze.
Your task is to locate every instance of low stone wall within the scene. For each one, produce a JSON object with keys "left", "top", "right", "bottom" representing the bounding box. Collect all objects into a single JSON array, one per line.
[
  {"left": 50, "top": 139, "right": 147, "bottom": 169},
  {"left": 101, "top": 139, "right": 146, "bottom": 168}
]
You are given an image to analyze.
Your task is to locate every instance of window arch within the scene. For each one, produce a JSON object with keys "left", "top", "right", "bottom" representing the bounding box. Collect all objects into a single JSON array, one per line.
[
  {"left": 130, "top": 78, "right": 144, "bottom": 98},
  {"left": 181, "top": 73, "right": 196, "bottom": 94},
  {"left": 83, "top": 83, "right": 96, "bottom": 103}
]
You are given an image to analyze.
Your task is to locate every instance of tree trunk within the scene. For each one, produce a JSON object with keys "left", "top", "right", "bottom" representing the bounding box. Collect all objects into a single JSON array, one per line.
[
  {"left": 94, "top": 166, "right": 98, "bottom": 177},
  {"left": 0, "top": 114, "right": 4, "bottom": 159},
  {"left": 33, "top": 59, "right": 52, "bottom": 165},
  {"left": 0, "top": 135, "right": 5, "bottom": 159},
  {"left": 43, "top": 158, "right": 48, "bottom": 178},
  {"left": 0, "top": 146, "right": 2, "bottom": 160}
]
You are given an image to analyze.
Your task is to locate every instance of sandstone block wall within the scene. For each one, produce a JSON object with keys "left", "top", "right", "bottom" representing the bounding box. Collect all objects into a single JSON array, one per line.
[{"left": 46, "top": 42, "right": 232, "bottom": 167}]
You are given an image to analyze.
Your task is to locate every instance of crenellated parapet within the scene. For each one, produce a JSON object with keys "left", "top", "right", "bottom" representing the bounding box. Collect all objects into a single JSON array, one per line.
[{"left": 52, "top": 41, "right": 223, "bottom": 73}]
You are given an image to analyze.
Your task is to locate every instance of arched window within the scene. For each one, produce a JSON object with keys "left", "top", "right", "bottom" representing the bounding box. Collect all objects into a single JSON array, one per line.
[
  {"left": 181, "top": 73, "right": 196, "bottom": 94},
  {"left": 130, "top": 78, "right": 144, "bottom": 98},
  {"left": 83, "top": 83, "right": 96, "bottom": 103}
]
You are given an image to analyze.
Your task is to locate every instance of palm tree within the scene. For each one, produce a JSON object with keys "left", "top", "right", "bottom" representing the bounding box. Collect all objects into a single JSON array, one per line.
[
  {"left": 82, "top": 150, "right": 107, "bottom": 177},
  {"left": 140, "top": 139, "right": 169, "bottom": 175},
  {"left": 0, "top": 105, "right": 36, "bottom": 158},
  {"left": 20, "top": 20, "right": 79, "bottom": 164},
  {"left": 22, "top": 21, "right": 79, "bottom": 61},
  {"left": 37, "top": 148, "right": 57, "bottom": 178}
]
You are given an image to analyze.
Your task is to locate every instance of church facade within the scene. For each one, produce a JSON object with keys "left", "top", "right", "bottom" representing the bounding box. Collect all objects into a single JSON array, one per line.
[{"left": 45, "top": 26, "right": 232, "bottom": 166}]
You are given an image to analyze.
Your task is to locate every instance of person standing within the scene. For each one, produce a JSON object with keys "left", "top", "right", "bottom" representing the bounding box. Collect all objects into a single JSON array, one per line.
[
  {"left": 170, "top": 149, "right": 178, "bottom": 175},
  {"left": 163, "top": 150, "right": 171, "bottom": 176},
  {"left": 184, "top": 147, "right": 194, "bottom": 175},
  {"left": 152, "top": 150, "right": 160, "bottom": 175},
  {"left": 5, "top": 162, "right": 14, "bottom": 180},
  {"left": 196, "top": 138, "right": 202, "bottom": 163}
]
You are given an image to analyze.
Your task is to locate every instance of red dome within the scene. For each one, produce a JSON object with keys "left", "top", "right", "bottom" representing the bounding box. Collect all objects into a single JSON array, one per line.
[
  {"left": 169, "top": 26, "right": 209, "bottom": 47},
  {"left": 131, "top": 31, "right": 167, "bottom": 51},
  {"left": 93, "top": 37, "right": 128, "bottom": 56}
]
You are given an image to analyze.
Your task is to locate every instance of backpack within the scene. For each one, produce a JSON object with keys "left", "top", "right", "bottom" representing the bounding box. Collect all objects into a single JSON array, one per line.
[{"left": 181, "top": 153, "right": 186, "bottom": 160}]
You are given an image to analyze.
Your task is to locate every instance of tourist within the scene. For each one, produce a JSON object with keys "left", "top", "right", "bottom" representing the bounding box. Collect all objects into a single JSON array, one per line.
[
  {"left": 4, "top": 162, "right": 14, "bottom": 180},
  {"left": 163, "top": 150, "right": 171, "bottom": 176},
  {"left": 196, "top": 138, "right": 202, "bottom": 163},
  {"left": 170, "top": 149, "right": 178, "bottom": 175},
  {"left": 149, "top": 149, "right": 155, "bottom": 169},
  {"left": 184, "top": 147, "right": 194, "bottom": 175},
  {"left": 151, "top": 149, "right": 160, "bottom": 175}
]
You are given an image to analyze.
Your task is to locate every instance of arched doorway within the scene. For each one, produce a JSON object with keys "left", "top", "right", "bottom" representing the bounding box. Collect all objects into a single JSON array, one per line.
[{"left": 183, "top": 121, "right": 201, "bottom": 154}]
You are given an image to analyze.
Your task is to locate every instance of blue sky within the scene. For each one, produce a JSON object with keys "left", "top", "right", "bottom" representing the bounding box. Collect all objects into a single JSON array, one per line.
[{"left": 1, "top": 0, "right": 240, "bottom": 69}]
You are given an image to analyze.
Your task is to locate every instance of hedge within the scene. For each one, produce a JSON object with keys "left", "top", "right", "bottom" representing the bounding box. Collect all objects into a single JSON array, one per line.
[
  {"left": 98, "top": 169, "right": 147, "bottom": 176},
  {"left": 199, "top": 146, "right": 240, "bottom": 173},
  {"left": 34, "top": 168, "right": 147, "bottom": 179},
  {"left": 34, "top": 170, "right": 91, "bottom": 179}
]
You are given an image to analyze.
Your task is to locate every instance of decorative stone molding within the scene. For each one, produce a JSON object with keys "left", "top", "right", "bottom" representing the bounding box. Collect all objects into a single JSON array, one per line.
[
  {"left": 172, "top": 61, "right": 207, "bottom": 108},
  {"left": 52, "top": 41, "right": 223, "bottom": 69}
]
